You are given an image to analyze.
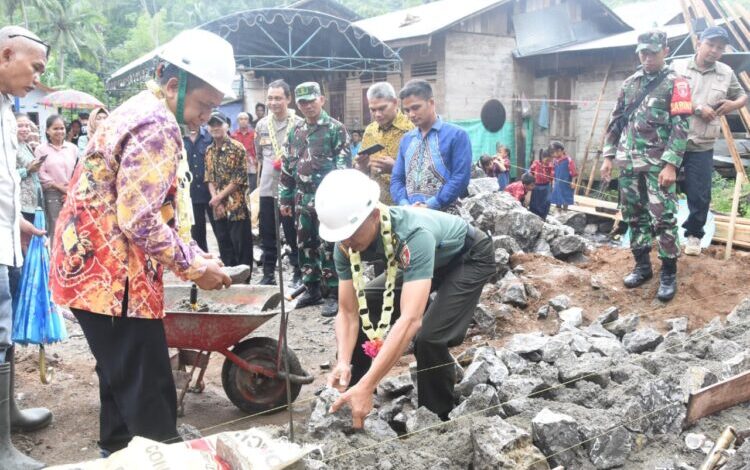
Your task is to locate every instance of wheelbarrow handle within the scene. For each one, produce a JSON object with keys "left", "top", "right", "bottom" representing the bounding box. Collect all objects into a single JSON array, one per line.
[{"left": 276, "top": 368, "right": 315, "bottom": 385}]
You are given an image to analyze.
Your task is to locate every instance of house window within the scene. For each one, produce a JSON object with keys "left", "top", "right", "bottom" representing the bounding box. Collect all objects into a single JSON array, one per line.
[
  {"left": 548, "top": 76, "right": 575, "bottom": 139},
  {"left": 411, "top": 61, "right": 438, "bottom": 78},
  {"left": 328, "top": 92, "right": 345, "bottom": 123},
  {"left": 360, "top": 71, "right": 387, "bottom": 84}
]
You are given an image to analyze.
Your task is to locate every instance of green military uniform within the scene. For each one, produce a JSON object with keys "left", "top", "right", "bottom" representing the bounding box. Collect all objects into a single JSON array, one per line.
[
  {"left": 333, "top": 206, "right": 495, "bottom": 418},
  {"left": 603, "top": 31, "right": 691, "bottom": 260},
  {"left": 279, "top": 83, "right": 352, "bottom": 289}
]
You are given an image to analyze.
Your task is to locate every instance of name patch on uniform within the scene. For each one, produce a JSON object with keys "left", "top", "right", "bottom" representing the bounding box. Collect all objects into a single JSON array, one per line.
[
  {"left": 670, "top": 78, "right": 692, "bottom": 116},
  {"left": 399, "top": 245, "right": 411, "bottom": 268}
]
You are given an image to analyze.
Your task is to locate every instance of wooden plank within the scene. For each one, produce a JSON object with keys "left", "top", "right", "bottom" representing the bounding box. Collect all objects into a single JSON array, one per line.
[
  {"left": 575, "top": 64, "right": 613, "bottom": 193},
  {"left": 685, "top": 370, "right": 750, "bottom": 426},
  {"left": 575, "top": 195, "right": 619, "bottom": 210},
  {"left": 710, "top": 236, "right": 750, "bottom": 249},
  {"left": 567, "top": 204, "right": 621, "bottom": 221},
  {"left": 724, "top": 1, "right": 750, "bottom": 48},
  {"left": 713, "top": 213, "right": 750, "bottom": 224}
]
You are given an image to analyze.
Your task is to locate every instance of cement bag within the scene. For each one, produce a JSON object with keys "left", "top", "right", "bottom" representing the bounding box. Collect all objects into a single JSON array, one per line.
[
  {"left": 214, "top": 429, "right": 315, "bottom": 470},
  {"left": 47, "top": 436, "right": 225, "bottom": 470}
]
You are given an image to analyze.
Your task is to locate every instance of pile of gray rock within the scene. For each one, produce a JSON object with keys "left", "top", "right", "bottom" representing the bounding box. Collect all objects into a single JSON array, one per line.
[
  {"left": 295, "top": 297, "right": 750, "bottom": 469},
  {"left": 461, "top": 178, "right": 594, "bottom": 263}
]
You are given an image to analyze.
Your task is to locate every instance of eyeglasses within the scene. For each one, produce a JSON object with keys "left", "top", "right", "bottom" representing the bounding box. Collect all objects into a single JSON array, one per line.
[{"left": 8, "top": 34, "right": 50, "bottom": 58}]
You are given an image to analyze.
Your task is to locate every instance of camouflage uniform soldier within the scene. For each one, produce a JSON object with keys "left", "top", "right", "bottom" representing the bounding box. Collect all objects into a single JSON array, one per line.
[
  {"left": 601, "top": 30, "right": 691, "bottom": 302},
  {"left": 279, "top": 82, "right": 352, "bottom": 316}
]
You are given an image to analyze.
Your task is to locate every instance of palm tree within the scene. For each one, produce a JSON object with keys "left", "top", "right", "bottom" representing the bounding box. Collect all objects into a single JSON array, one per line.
[
  {"left": 2, "top": 0, "right": 58, "bottom": 27},
  {"left": 40, "top": 0, "right": 106, "bottom": 81}
]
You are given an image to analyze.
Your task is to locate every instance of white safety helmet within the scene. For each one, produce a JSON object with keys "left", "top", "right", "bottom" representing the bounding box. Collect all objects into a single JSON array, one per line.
[
  {"left": 156, "top": 29, "right": 237, "bottom": 99},
  {"left": 316, "top": 169, "right": 381, "bottom": 242}
]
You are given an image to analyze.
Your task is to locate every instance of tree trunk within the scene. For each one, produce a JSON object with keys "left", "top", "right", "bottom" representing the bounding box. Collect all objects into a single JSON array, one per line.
[{"left": 58, "top": 52, "right": 65, "bottom": 82}]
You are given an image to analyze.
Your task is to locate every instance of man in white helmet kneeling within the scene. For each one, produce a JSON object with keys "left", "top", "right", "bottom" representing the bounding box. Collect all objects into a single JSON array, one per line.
[
  {"left": 318, "top": 169, "right": 495, "bottom": 426},
  {"left": 49, "top": 29, "right": 234, "bottom": 455}
]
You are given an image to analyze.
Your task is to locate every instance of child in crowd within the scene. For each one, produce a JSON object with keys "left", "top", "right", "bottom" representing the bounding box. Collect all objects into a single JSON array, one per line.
[
  {"left": 549, "top": 140, "right": 577, "bottom": 211},
  {"left": 479, "top": 154, "right": 502, "bottom": 180},
  {"left": 504, "top": 173, "right": 535, "bottom": 206},
  {"left": 494, "top": 143, "right": 511, "bottom": 190},
  {"left": 528, "top": 149, "right": 554, "bottom": 219}
]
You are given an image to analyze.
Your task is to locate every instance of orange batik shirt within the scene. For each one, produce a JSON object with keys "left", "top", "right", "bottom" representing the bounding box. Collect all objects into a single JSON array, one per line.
[{"left": 49, "top": 90, "right": 207, "bottom": 319}]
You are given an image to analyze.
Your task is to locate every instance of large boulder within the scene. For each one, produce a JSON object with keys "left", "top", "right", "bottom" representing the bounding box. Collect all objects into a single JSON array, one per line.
[
  {"left": 532, "top": 408, "right": 585, "bottom": 469},
  {"left": 555, "top": 211, "right": 588, "bottom": 235},
  {"left": 550, "top": 234, "right": 587, "bottom": 259},
  {"left": 472, "top": 417, "right": 549, "bottom": 470},
  {"left": 449, "top": 384, "right": 501, "bottom": 419},
  {"left": 622, "top": 328, "right": 664, "bottom": 354},
  {"left": 308, "top": 388, "right": 351, "bottom": 437},
  {"left": 467, "top": 177, "right": 500, "bottom": 196},
  {"left": 405, "top": 406, "right": 442, "bottom": 433},
  {"left": 507, "top": 332, "right": 550, "bottom": 356}
]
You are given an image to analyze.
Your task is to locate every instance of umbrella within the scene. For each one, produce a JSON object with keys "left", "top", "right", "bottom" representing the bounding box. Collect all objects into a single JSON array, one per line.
[
  {"left": 12, "top": 209, "right": 67, "bottom": 383},
  {"left": 39, "top": 89, "right": 104, "bottom": 109}
]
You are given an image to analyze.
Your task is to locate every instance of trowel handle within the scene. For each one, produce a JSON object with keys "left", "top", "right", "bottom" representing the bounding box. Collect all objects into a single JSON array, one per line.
[
  {"left": 285, "top": 284, "right": 306, "bottom": 301},
  {"left": 189, "top": 283, "right": 198, "bottom": 311}
]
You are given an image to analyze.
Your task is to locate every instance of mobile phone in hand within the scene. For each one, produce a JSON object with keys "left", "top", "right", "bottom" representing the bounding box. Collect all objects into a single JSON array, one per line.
[{"left": 357, "top": 143, "right": 385, "bottom": 157}]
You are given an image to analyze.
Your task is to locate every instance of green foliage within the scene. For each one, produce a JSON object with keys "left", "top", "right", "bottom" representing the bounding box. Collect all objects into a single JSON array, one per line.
[
  {"left": 111, "top": 10, "right": 173, "bottom": 67},
  {"left": 64, "top": 68, "right": 107, "bottom": 103},
  {"left": 711, "top": 172, "right": 750, "bottom": 217}
]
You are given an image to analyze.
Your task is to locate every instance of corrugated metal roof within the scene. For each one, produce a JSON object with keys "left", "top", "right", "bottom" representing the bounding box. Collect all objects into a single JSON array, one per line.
[
  {"left": 520, "top": 21, "right": 691, "bottom": 57},
  {"left": 353, "top": 0, "right": 509, "bottom": 44},
  {"left": 613, "top": 0, "right": 683, "bottom": 30}
]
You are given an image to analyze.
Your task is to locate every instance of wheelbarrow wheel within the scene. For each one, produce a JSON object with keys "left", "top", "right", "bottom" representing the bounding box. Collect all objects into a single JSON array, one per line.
[{"left": 221, "top": 337, "right": 303, "bottom": 414}]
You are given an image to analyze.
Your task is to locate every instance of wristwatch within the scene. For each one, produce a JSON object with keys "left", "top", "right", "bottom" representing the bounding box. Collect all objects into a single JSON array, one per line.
[{"left": 694, "top": 105, "right": 703, "bottom": 117}]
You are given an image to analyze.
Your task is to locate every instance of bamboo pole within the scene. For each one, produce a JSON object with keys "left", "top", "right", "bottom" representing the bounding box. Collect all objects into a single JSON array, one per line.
[
  {"left": 723, "top": 1, "right": 750, "bottom": 47},
  {"left": 585, "top": 130, "right": 608, "bottom": 196},
  {"left": 724, "top": 172, "right": 744, "bottom": 260},
  {"left": 575, "top": 63, "right": 613, "bottom": 194},
  {"left": 707, "top": 0, "right": 750, "bottom": 50}
]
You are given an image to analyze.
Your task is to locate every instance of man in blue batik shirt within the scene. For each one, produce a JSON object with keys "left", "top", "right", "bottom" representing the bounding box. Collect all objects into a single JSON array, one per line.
[{"left": 391, "top": 79, "right": 472, "bottom": 212}]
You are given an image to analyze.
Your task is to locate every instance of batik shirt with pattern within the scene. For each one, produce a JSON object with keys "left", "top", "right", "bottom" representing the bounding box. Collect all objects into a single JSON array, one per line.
[
  {"left": 361, "top": 111, "right": 414, "bottom": 205},
  {"left": 49, "top": 90, "right": 207, "bottom": 319},
  {"left": 205, "top": 137, "right": 248, "bottom": 221}
]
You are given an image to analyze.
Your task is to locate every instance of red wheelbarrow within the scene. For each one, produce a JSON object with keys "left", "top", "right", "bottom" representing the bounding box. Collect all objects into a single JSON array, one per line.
[{"left": 163, "top": 285, "right": 313, "bottom": 417}]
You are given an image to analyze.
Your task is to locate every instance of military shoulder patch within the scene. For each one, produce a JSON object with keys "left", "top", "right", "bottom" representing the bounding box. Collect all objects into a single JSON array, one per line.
[
  {"left": 399, "top": 244, "right": 411, "bottom": 268},
  {"left": 670, "top": 77, "right": 692, "bottom": 116}
]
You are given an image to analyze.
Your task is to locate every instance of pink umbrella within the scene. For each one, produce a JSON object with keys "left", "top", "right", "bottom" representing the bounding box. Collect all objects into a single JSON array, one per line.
[{"left": 39, "top": 89, "right": 104, "bottom": 109}]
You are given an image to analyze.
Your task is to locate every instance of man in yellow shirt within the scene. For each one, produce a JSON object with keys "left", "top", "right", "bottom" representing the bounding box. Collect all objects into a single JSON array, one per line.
[{"left": 357, "top": 82, "right": 414, "bottom": 205}]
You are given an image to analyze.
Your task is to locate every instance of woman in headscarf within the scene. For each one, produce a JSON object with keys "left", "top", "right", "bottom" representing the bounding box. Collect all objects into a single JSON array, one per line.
[
  {"left": 14, "top": 113, "right": 45, "bottom": 225},
  {"left": 36, "top": 114, "right": 77, "bottom": 241},
  {"left": 76, "top": 107, "right": 109, "bottom": 154}
]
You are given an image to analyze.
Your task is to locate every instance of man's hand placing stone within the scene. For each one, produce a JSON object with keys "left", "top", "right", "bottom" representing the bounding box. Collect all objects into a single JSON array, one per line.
[{"left": 329, "top": 382, "right": 374, "bottom": 429}]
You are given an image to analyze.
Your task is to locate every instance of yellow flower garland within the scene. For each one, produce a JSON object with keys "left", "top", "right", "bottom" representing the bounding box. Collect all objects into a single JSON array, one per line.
[{"left": 349, "top": 203, "right": 398, "bottom": 357}]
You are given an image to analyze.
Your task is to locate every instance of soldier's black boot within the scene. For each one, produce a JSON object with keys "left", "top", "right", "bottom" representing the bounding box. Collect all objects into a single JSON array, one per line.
[
  {"left": 623, "top": 247, "right": 653, "bottom": 288},
  {"left": 0, "top": 363, "right": 45, "bottom": 470},
  {"left": 321, "top": 290, "right": 339, "bottom": 318},
  {"left": 657, "top": 258, "right": 677, "bottom": 302},
  {"left": 9, "top": 348, "right": 52, "bottom": 432},
  {"left": 295, "top": 282, "right": 323, "bottom": 309}
]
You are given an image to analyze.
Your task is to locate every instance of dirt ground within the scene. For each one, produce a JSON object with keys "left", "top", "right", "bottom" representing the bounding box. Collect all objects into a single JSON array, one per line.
[{"left": 13, "top": 244, "right": 750, "bottom": 467}]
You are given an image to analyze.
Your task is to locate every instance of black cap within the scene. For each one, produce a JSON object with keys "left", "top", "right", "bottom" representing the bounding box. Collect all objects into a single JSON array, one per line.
[{"left": 208, "top": 111, "right": 229, "bottom": 126}]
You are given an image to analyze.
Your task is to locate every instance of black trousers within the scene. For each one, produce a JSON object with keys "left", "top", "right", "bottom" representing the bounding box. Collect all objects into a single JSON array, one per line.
[
  {"left": 258, "top": 196, "right": 298, "bottom": 275},
  {"left": 248, "top": 173, "right": 258, "bottom": 194},
  {"left": 191, "top": 202, "right": 216, "bottom": 253},
  {"left": 680, "top": 149, "right": 714, "bottom": 239},
  {"left": 71, "top": 308, "right": 178, "bottom": 453},
  {"left": 213, "top": 214, "right": 253, "bottom": 268},
  {"left": 349, "top": 231, "right": 495, "bottom": 417}
]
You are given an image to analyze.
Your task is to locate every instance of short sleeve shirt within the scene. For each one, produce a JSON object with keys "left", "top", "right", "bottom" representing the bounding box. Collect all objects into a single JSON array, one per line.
[{"left": 334, "top": 206, "right": 468, "bottom": 283}]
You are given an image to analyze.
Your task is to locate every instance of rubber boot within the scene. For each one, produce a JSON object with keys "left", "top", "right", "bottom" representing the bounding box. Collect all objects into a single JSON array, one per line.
[
  {"left": 623, "top": 247, "right": 653, "bottom": 288},
  {"left": 321, "top": 290, "right": 339, "bottom": 318},
  {"left": 294, "top": 282, "right": 323, "bottom": 309},
  {"left": 0, "top": 363, "right": 45, "bottom": 470},
  {"left": 657, "top": 258, "right": 677, "bottom": 302},
  {"left": 9, "top": 348, "right": 52, "bottom": 432}
]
